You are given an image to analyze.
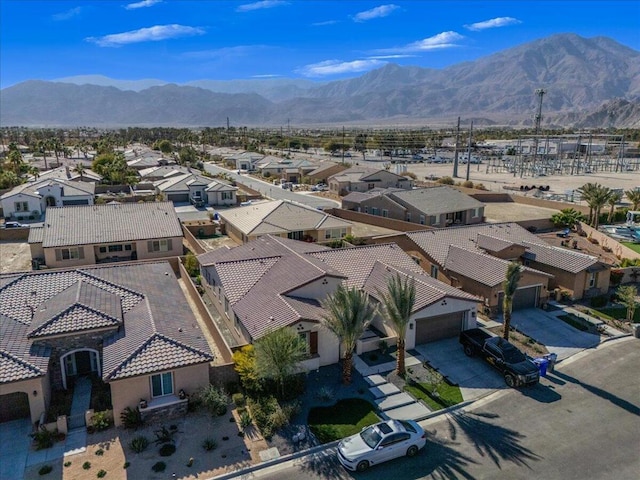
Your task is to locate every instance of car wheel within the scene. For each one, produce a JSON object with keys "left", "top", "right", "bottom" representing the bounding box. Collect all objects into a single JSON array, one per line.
[
  {"left": 505, "top": 374, "right": 516, "bottom": 388},
  {"left": 463, "top": 345, "right": 474, "bottom": 357},
  {"left": 406, "top": 445, "right": 419, "bottom": 457},
  {"left": 356, "top": 460, "right": 369, "bottom": 472}
]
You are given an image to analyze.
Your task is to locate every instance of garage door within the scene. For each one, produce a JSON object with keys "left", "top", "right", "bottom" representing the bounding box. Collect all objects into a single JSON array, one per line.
[
  {"left": 0, "top": 392, "right": 30, "bottom": 423},
  {"left": 415, "top": 312, "right": 464, "bottom": 345},
  {"left": 498, "top": 286, "right": 539, "bottom": 312},
  {"left": 62, "top": 199, "right": 89, "bottom": 206},
  {"left": 168, "top": 193, "right": 189, "bottom": 203}
]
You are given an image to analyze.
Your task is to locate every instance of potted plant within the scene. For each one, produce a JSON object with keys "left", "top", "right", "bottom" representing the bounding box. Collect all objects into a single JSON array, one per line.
[{"left": 139, "top": 399, "right": 148, "bottom": 409}]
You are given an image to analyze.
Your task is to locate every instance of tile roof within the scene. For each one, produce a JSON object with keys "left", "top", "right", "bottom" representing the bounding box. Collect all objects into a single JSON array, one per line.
[
  {"left": 201, "top": 236, "right": 478, "bottom": 340},
  {"left": 154, "top": 173, "right": 236, "bottom": 193},
  {"left": 28, "top": 226, "right": 44, "bottom": 244},
  {"left": 219, "top": 200, "right": 351, "bottom": 237},
  {"left": 444, "top": 245, "right": 551, "bottom": 287},
  {"left": 389, "top": 186, "right": 484, "bottom": 215},
  {"left": 1, "top": 178, "right": 95, "bottom": 200},
  {"left": 0, "top": 262, "right": 213, "bottom": 384},
  {"left": 406, "top": 222, "right": 600, "bottom": 275},
  {"left": 41, "top": 201, "right": 183, "bottom": 248},
  {"left": 29, "top": 166, "right": 102, "bottom": 183},
  {"left": 476, "top": 233, "right": 520, "bottom": 253}
]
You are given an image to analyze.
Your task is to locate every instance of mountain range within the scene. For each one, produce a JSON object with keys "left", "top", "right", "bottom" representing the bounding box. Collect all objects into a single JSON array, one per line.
[{"left": 2, "top": 33, "right": 639, "bottom": 128}]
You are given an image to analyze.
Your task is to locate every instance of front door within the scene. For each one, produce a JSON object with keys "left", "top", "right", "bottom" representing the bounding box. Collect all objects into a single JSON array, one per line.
[{"left": 76, "top": 351, "right": 92, "bottom": 376}]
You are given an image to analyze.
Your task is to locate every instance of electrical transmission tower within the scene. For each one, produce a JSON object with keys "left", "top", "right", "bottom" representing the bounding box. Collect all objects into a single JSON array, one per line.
[{"left": 532, "top": 88, "right": 546, "bottom": 172}]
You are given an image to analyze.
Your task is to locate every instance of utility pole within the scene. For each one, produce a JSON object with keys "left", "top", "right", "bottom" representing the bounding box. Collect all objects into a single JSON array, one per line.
[
  {"left": 465, "top": 120, "right": 473, "bottom": 181},
  {"left": 342, "top": 126, "right": 345, "bottom": 163},
  {"left": 532, "top": 88, "right": 546, "bottom": 174},
  {"left": 453, "top": 117, "right": 460, "bottom": 178}
]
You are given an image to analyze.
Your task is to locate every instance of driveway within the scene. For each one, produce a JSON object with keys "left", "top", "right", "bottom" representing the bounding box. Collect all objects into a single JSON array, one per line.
[
  {"left": 507, "top": 308, "right": 601, "bottom": 361},
  {"left": 413, "top": 338, "right": 507, "bottom": 402},
  {"left": 0, "top": 418, "right": 31, "bottom": 480}
]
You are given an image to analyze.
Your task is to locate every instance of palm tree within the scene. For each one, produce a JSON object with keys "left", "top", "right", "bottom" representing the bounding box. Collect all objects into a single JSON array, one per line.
[
  {"left": 502, "top": 262, "right": 522, "bottom": 341},
  {"left": 576, "top": 182, "right": 598, "bottom": 225},
  {"left": 550, "top": 208, "right": 586, "bottom": 229},
  {"left": 590, "top": 184, "right": 612, "bottom": 229},
  {"left": 254, "top": 328, "right": 307, "bottom": 399},
  {"left": 321, "top": 284, "right": 377, "bottom": 385},
  {"left": 73, "top": 163, "right": 85, "bottom": 181},
  {"left": 625, "top": 189, "right": 640, "bottom": 211},
  {"left": 379, "top": 274, "right": 416, "bottom": 377},
  {"left": 607, "top": 190, "right": 623, "bottom": 223}
]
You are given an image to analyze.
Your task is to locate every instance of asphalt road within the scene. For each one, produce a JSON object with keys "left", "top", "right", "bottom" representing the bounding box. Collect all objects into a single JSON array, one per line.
[
  {"left": 203, "top": 163, "right": 340, "bottom": 210},
  {"left": 248, "top": 338, "right": 640, "bottom": 480}
]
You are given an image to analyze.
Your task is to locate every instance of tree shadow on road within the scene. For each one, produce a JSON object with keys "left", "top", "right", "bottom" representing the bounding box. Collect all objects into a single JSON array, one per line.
[
  {"left": 447, "top": 411, "right": 542, "bottom": 470},
  {"left": 552, "top": 370, "right": 640, "bottom": 416}
]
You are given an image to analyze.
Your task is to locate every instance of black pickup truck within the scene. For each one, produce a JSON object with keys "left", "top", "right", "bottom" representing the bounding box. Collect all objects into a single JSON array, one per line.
[{"left": 459, "top": 328, "right": 540, "bottom": 387}]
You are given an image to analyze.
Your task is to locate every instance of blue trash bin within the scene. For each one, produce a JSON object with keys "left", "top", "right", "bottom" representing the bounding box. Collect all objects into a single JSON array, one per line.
[{"left": 533, "top": 358, "right": 549, "bottom": 377}]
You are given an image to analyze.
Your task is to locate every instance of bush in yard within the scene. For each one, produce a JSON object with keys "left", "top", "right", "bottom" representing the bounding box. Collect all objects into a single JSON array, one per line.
[
  {"left": 590, "top": 295, "right": 608, "bottom": 308},
  {"left": 97, "top": 470, "right": 107, "bottom": 478},
  {"left": 129, "top": 435, "right": 149, "bottom": 453},
  {"left": 196, "top": 384, "right": 229, "bottom": 416},
  {"left": 120, "top": 406, "right": 143, "bottom": 429},
  {"left": 154, "top": 425, "right": 177, "bottom": 444},
  {"left": 152, "top": 462, "right": 166, "bottom": 473},
  {"left": 159, "top": 443, "right": 176, "bottom": 457},
  {"left": 202, "top": 437, "right": 217, "bottom": 451},
  {"left": 239, "top": 411, "right": 252, "bottom": 430},
  {"left": 91, "top": 411, "right": 111, "bottom": 432},
  {"left": 184, "top": 252, "right": 200, "bottom": 277},
  {"left": 31, "top": 426, "right": 57, "bottom": 450},
  {"left": 83, "top": 461, "right": 91, "bottom": 470},
  {"left": 232, "top": 392, "right": 246, "bottom": 408},
  {"left": 38, "top": 465, "right": 53, "bottom": 475}
]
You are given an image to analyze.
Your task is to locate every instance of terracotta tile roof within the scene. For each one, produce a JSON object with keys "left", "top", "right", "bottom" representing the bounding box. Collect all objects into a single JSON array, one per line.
[
  {"left": 41, "top": 201, "right": 183, "bottom": 248},
  {"left": 0, "top": 262, "right": 213, "bottom": 384},
  {"left": 521, "top": 241, "right": 599, "bottom": 274}
]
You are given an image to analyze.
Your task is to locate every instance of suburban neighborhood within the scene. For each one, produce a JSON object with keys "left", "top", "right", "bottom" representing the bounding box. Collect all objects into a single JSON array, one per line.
[{"left": 0, "top": 130, "right": 639, "bottom": 480}]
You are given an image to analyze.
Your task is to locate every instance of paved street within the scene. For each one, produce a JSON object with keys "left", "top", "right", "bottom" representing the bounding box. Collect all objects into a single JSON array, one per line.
[{"left": 242, "top": 338, "right": 640, "bottom": 480}]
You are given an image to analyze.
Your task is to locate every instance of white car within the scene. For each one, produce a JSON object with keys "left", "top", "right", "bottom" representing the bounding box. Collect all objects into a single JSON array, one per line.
[{"left": 337, "top": 419, "right": 426, "bottom": 472}]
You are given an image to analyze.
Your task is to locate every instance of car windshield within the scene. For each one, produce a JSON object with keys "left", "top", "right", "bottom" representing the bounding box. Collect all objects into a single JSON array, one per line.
[{"left": 360, "top": 426, "right": 382, "bottom": 449}]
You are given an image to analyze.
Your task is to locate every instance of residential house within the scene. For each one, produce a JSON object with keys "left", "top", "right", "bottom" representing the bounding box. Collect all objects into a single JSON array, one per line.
[
  {"left": 29, "top": 165, "right": 102, "bottom": 183},
  {"left": 342, "top": 186, "right": 485, "bottom": 227},
  {"left": 256, "top": 158, "right": 317, "bottom": 183},
  {"left": 306, "top": 163, "right": 349, "bottom": 185},
  {"left": 1, "top": 179, "right": 95, "bottom": 220},
  {"left": 328, "top": 166, "right": 413, "bottom": 196},
  {"left": 219, "top": 200, "right": 352, "bottom": 244},
  {"left": 197, "top": 235, "right": 479, "bottom": 371},
  {"left": 226, "top": 152, "right": 264, "bottom": 172},
  {"left": 138, "top": 165, "right": 200, "bottom": 182},
  {"left": 0, "top": 262, "right": 213, "bottom": 426},
  {"left": 127, "top": 152, "right": 174, "bottom": 171},
  {"left": 154, "top": 173, "right": 237, "bottom": 206},
  {"left": 381, "top": 222, "right": 609, "bottom": 310},
  {"left": 28, "top": 202, "right": 184, "bottom": 269}
]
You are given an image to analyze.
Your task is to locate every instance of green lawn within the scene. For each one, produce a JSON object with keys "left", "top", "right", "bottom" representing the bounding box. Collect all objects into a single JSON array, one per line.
[
  {"left": 308, "top": 398, "right": 379, "bottom": 443},
  {"left": 558, "top": 314, "right": 590, "bottom": 331},
  {"left": 589, "top": 305, "right": 640, "bottom": 322},
  {"left": 404, "top": 379, "right": 463, "bottom": 411},
  {"left": 621, "top": 242, "right": 640, "bottom": 254}
]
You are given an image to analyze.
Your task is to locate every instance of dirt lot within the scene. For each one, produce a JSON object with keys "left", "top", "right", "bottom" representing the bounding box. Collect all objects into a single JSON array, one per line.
[
  {"left": 0, "top": 241, "right": 33, "bottom": 273},
  {"left": 24, "top": 409, "right": 268, "bottom": 480}
]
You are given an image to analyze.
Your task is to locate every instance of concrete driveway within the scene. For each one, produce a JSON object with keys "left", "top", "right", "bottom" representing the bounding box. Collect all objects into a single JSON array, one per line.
[
  {"left": 508, "top": 308, "right": 601, "bottom": 361},
  {"left": 413, "top": 338, "right": 507, "bottom": 402},
  {"left": 0, "top": 418, "right": 31, "bottom": 480}
]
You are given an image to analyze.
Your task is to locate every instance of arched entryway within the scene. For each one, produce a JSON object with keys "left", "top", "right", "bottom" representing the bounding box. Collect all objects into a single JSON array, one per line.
[
  {"left": 61, "top": 349, "right": 100, "bottom": 390},
  {"left": 45, "top": 196, "right": 56, "bottom": 207}
]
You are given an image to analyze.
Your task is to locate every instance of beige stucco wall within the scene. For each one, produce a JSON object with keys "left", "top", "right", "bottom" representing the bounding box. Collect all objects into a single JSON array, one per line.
[
  {"left": 0, "top": 374, "right": 50, "bottom": 424},
  {"left": 404, "top": 299, "right": 477, "bottom": 350},
  {"left": 290, "top": 321, "right": 340, "bottom": 369},
  {"left": 135, "top": 236, "right": 183, "bottom": 260},
  {"left": 44, "top": 244, "right": 95, "bottom": 268},
  {"left": 1, "top": 193, "right": 41, "bottom": 218},
  {"left": 110, "top": 363, "right": 210, "bottom": 427}
]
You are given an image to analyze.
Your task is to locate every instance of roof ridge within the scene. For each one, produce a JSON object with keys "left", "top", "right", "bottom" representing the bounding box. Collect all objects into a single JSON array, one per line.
[{"left": 0, "top": 349, "right": 45, "bottom": 376}]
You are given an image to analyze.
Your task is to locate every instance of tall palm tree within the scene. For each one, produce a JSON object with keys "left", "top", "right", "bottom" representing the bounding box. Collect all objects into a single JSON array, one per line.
[
  {"left": 590, "top": 184, "right": 612, "bottom": 229},
  {"left": 379, "top": 273, "right": 416, "bottom": 378},
  {"left": 321, "top": 284, "right": 377, "bottom": 385},
  {"left": 502, "top": 262, "right": 522, "bottom": 342},
  {"left": 73, "top": 163, "right": 85, "bottom": 181},
  {"left": 625, "top": 189, "right": 640, "bottom": 211},
  {"left": 607, "top": 190, "right": 623, "bottom": 223},
  {"left": 576, "top": 182, "right": 598, "bottom": 225}
]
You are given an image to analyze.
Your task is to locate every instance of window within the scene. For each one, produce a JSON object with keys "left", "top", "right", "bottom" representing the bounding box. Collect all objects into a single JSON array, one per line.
[
  {"left": 99, "top": 246, "right": 107, "bottom": 253},
  {"left": 364, "top": 206, "right": 369, "bottom": 214},
  {"left": 221, "top": 192, "right": 233, "bottom": 200},
  {"left": 419, "top": 215, "right": 425, "bottom": 225},
  {"left": 588, "top": 272, "right": 598, "bottom": 288},
  {"left": 325, "top": 228, "right": 347, "bottom": 240},
  {"left": 371, "top": 207, "right": 379, "bottom": 216},
  {"left": 148, "top": 239, "right": 172, "bottom": 252},
  {"left": 108, "top": 244, "right": 123, "bottom": 252},
  {"left": 125, "top": 244, "right": 132, "bottom": 251},
  {"left": 406, "top": 212, "right": 411, "bottom": 222},
  {"left": 473, "top": 207, "right": 481, "bottom": 218},
  {"left": 288, "top": 231, "right": 303, "bottom": 240},
  {"left": 368, "top": 183, "right": 375, "bottom": 190},
  {"left": 14, "top": 201, "right": 29, "bottom": 212},
  {"left": 151, "top": 372, "right": 173, "bottom": 397},
  {"left": 382, "top": 209, "right": 388, "bottom": 217},
  {"left": 430, "top": 265, "right": 439, "bottom": 278},
  {"left": 55, "top": 247, "right": 84, "bottom": 261}
]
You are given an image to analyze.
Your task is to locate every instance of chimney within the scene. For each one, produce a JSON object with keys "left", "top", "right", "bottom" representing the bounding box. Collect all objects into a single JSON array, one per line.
[{"left": 65, "top": 165, "right": 70, "bottom": 178}]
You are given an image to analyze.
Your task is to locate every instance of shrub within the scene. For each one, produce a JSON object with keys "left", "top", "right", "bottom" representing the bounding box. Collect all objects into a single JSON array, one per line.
[
  {"left": 120, "top": 406, "right": 143, "bottom": 429},
  {"left": 232, "top": 393, "right": 246, "bottom": 408},
  {"left": 64, "top": 461, "right": 71, "bottom": 468},
  {"left": 129, "top": 435, "right": 149, "bottom": 453},
  {"left": 239, "top": 410, "right": 252, "bottom": 430},
  {"left": 123, "top": 462, "right": 130, "bottom": 469},
  {"left": 97, "top": 470, "right": 107, "bottom": 478},
  {"left": 91, "top": 411, "right": 111, "bottom": 432},
  {"left": 95, "top": 449, "right": 104, "bottom": 456},
  {"left": 436, "top": 176, "right": 454, "bottom": 185},
  {"left": 31, "top": 426, "right": 57, "bottom": 450},
  {"left": 159, "top": 443, "right": 176, "bottom": 457},
  {"left": 196, "top": 384, "right": 229, "bottom": 416},
  {"left": 154, "top": 425, "right": 177, "bottom": 445},
  {"left": 151, "top": 462, "right": 166, "bottom": 473},
  {"left": 461, "top": 180, "right": 474, "bottom": 188},
  {"left": 202, "top": 437, "right": 217, "bottom": 451},
  {"left": 38, "top": 465, "right": 53, "bottom": 476},
  {"left": 475, "top": 183, "right": 488, "bottom": 190},
  {"left": 83, "top": 461, "right": 92, "bottom": 470},
  {"left": 590, "top": 295, "right": 608, "bottom": 308},
  {"left": 610, "top": 269, "right": 624, "bottom": 286},
  {"left": 315, "top": 386, "right": 334, "bottom": 402},
  {"left": 378, "top": 339, "right": 389, "bottom": 354},
  {"left": 184, "top": 252, "right": 200, "bottom": 277}
]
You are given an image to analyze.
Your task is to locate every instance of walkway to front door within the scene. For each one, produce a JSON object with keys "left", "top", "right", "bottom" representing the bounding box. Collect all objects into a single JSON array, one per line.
[{"left": 68, "top": 377, "right": 91, "bottom": 430}]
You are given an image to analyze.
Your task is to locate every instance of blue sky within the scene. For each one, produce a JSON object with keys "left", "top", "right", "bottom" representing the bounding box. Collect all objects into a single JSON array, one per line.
[{"left": 1, "top": 0, "right": 639, "bottom": 88}]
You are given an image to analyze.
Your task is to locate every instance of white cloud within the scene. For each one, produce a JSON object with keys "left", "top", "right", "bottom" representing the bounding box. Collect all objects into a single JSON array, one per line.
[
  {"left": 353, "top": 4, "right": 399, "bottom": 22},
  {"left": 236, "top": 0, "right": 287, "bottom": 12},
  {"left": 183, "top": 45, "right": 260, "bottom": 59},
  {"left": 464, "top": 17, "right": 521, "bottom": 31},
  {"left": 252, "top": 74, "right": 282, "bottom": 78},
  {"left": 372, "top": 31, "right": 465, "bottom": 54},
  {"left": 312, "top": 20, "right": 339, "bottom": 26},
  {"left": 52, "top": 7, "right": 82, "bottom": 21},
  {"left": 296, "top": 59, "right": 385, "bottom": 77},
  {"left": 124, "top": 0, "right": 162, "bottom": 10},
  {"left": 369, "top": 54, "right": 416, "bottom": 60},
  {"left": 86, "top": 24, "right": 205, "bottom": 47}
]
